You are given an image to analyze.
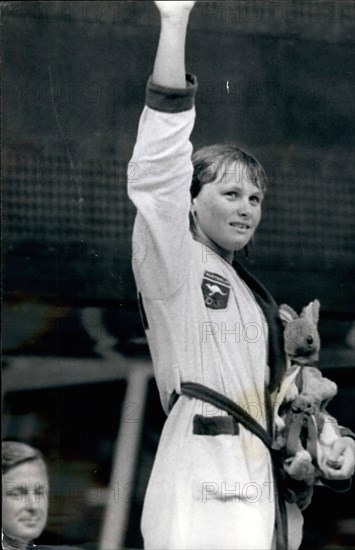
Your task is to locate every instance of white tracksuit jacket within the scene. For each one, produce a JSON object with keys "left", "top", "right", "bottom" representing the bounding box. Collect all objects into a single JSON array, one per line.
[{"left": 128, "top": 75, "right": 303, "bottom": 550}]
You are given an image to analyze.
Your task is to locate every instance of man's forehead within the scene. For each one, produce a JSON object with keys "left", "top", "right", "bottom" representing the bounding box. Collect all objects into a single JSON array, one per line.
[{"left": 3, "top": 460, "right": 48, "bottom": 482}]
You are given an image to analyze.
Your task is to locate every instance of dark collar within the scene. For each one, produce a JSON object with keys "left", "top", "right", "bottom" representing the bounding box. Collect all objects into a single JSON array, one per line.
[{"left": 232, "top": 259, "right": 286, "bottom": 392}]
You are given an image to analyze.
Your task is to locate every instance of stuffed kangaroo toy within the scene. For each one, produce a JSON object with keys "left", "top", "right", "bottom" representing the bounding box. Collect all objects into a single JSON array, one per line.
[{"left": 274, "top": 300, "right": 343, "bottom": 509}]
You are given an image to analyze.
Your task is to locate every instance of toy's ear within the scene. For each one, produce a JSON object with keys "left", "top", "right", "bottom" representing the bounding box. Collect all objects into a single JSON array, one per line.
[
  {"left": 279, "top": 304, "right": 299, "bottom": 326},
  {"left": 301, "top": 300, "right": 320, "bottom": 325}
]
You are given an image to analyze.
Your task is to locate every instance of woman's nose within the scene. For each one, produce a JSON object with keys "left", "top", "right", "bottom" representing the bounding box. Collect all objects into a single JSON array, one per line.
[{"left": 237, "top": 197, "right": 251, "bottom": 216}]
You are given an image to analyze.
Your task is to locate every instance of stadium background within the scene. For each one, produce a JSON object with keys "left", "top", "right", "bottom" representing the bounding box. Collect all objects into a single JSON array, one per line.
[{"left": 2, "top": 2, "right": 355, "bottom": 549}]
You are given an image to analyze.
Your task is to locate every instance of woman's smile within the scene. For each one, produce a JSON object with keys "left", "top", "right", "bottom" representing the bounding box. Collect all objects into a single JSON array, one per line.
[{"left": 191, "top": 161, "right": 263, "bottom": 261}]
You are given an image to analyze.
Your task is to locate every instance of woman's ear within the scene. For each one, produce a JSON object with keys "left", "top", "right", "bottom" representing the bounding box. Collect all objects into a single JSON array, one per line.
[{"left": 189, "top": 208, "right": 198, "bottom": 237}]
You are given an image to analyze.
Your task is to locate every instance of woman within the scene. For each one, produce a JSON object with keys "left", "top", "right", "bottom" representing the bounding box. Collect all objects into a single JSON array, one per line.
[
  {"left": 128, "top": 2, "right": 355, "bottom": 548},
  {"left": 2, "top": 441, "right": 49, "bottom": 550}
]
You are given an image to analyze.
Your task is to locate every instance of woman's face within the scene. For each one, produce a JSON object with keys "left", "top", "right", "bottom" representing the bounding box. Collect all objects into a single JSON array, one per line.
[
  {"left": 2, "top": 460, "right": 48, "bottom": 546},
  {"left": 192, "top": 161, "right": 263, "bottom": 260}
]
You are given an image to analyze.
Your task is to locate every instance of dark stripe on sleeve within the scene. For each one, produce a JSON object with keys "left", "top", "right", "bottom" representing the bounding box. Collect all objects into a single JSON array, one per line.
[{"left": 146, "top": 73, "right": 198, "bottom": 113}]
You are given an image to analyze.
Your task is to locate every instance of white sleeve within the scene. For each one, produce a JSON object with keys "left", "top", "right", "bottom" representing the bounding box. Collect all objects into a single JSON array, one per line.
[{"left": 128, "top": 82, "right": 196, "bottom": 300}]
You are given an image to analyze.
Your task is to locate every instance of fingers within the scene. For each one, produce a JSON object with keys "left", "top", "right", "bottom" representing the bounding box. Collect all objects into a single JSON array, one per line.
[
  {"left": 154, "top": 1, "right": 196, "bottom": 18},
  {"left": 326, "top": 438, "right": 347, "bottom": 464},
  {"left": 322, "top": 444, "right": 355, "bottom": 480}
]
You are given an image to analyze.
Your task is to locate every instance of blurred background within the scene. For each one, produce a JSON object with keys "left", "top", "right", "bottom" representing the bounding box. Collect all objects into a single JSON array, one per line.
[{"left": 2, "top": 1, "right": 355, "bottom": 549}]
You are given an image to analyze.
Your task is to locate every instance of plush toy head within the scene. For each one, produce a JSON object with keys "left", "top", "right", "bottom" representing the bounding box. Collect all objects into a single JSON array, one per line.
[{"left": 279, "top": 300, "right": 320, "bottom": 366}]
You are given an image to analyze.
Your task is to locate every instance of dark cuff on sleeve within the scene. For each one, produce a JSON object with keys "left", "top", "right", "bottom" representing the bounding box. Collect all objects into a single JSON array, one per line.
[
  {"left": 146, "top": 73, "right": 198, "bottom": 113},
  {"left": 319, "top": 477, "right": 352, "bottom": 492}
]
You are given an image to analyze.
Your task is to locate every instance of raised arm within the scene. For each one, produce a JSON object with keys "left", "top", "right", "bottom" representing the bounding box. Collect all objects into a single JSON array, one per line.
[
  {"left": 152, "top": 1, "right": 196, "bottom": 88},
  {"left": 128, "top": 1, "right": 197, "bottom": 300}
]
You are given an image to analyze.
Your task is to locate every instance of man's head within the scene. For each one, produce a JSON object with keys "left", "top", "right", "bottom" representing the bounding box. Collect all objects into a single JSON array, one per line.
[
  {"left": 190, "top": 144, "right": 267, "bottom": 256},
  {"left": 2, "top": 441, "right": 49, "bottom": 547}
]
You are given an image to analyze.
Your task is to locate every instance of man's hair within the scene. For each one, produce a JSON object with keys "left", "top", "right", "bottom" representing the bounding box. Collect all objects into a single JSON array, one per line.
[
  {"left": 2, "top": 441, "right": 46, "bottom": 475},
  {"left": 190, "top": 143, "right": 267, "bottom": 200}
]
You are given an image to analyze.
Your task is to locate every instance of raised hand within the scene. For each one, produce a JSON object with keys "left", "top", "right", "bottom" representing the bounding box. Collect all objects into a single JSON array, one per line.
[
  {"left": 322, "top": 437, "right": 355, "bottom": 480},
  {"left": 154, "top": 1, "right": 196, "bottom": 18},
  {"left": 152, "top": 1, "right": 196, "bottom": 88}
]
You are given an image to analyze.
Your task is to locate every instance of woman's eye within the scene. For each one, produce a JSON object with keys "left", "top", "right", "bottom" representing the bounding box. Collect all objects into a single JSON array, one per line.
[
  {"left": 226, "top": 191, "right": 237, "bottom": 198},
  {"left": 250, "top": 195, "right": 261, "bottom": 204}
]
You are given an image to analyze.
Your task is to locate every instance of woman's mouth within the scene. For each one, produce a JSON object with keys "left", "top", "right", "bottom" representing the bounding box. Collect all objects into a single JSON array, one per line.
[{"left": 229, "top": 222, "right": 250, "bottom": 232}]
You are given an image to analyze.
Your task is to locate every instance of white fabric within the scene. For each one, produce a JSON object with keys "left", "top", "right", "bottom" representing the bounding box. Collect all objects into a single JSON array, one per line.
[{"left": 128, "top": 105, "right": 302, "bottom": 549}]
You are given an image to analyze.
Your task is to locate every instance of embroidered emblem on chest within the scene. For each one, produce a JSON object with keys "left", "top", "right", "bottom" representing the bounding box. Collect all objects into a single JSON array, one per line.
[{"left": 201, "top": 271, "right": 231, "bottom": 310}]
